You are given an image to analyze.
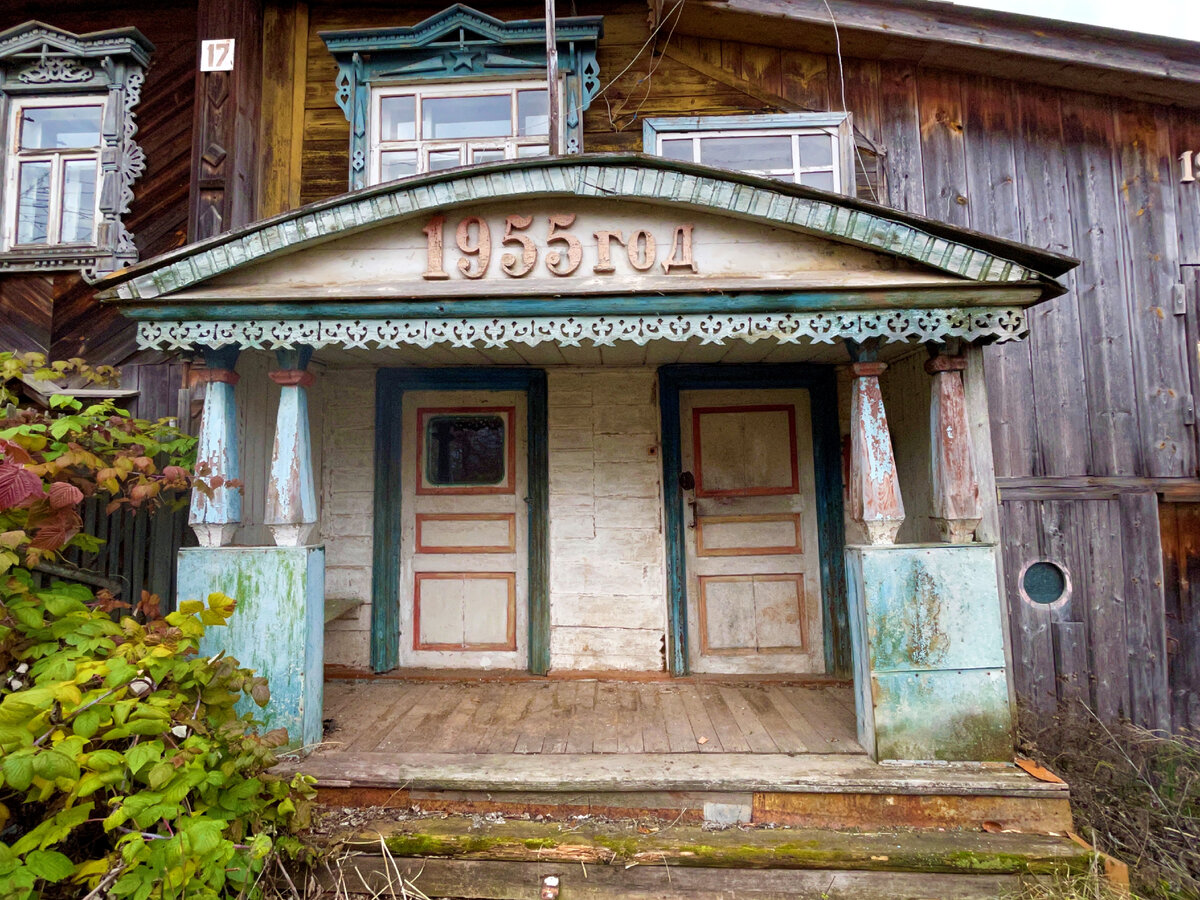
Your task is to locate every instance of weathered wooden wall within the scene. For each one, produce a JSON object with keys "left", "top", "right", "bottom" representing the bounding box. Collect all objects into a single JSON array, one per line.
[{"left": 288, "top": 0, "right": 1200, "bottom": 728}]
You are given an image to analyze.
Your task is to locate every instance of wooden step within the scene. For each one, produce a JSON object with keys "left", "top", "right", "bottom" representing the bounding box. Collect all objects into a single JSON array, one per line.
[
  {"left": 311, "top": 816, "right": 1091, "bottom": 900},
  {"left": 280, "top": 751, "right": 1073, "bottom": 831}
]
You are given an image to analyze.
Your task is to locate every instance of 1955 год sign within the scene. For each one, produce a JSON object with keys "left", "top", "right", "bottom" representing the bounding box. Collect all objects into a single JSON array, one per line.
[{"left": 421, "top": 213, "right": 699, "bottom": 280}]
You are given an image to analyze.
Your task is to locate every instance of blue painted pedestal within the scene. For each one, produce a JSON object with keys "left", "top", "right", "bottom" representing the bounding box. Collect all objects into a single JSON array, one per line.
[
  {"left": 178, "top": 546, "right": 325, "bottom": 750},
  {"left": 846, "top": 544, "right": 1013, "bottom": 762}
]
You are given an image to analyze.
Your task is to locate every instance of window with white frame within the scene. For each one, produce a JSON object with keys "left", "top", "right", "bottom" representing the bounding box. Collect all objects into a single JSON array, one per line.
[
  {"left": 643, "top": 113, "right": 855, "bottom": 194},
  {"left": 5, "top": 96, "right": 104, "bottom": 249},
  {"left": 0, "top": 21, "right": 151, "bottom": 275},
  {"left": 371, "top": 81, "right": 552, "bottom": 183}
]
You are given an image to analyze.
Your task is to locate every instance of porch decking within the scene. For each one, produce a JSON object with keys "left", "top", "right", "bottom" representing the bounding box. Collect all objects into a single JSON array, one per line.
[{"left": 319, "top": 679, "right": 862, "bottom": 756}]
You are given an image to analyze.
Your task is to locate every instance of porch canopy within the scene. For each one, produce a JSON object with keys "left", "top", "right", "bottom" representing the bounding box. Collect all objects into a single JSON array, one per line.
[{"left": 96, "top": 153, "right": 1071, "bottom": 363}]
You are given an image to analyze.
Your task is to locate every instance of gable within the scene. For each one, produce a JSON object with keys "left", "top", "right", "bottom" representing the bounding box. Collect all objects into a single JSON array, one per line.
[{"left": 98, "top": 155, "right": 1068, "bottom": 306}]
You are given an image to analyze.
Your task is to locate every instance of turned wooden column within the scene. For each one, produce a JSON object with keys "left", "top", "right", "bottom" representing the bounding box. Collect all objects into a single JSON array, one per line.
[
  {"left": 190, "top": 346, "right": 241, "bottom": 547},
  {"left": 266, "top": 346, "right": 318, "bottom": 547},
  {"left": 926, "top": 347, "right": 981, "bottom": 543},
  {"left": 847, "top": 343, "right": 905, "bottom": 544}
]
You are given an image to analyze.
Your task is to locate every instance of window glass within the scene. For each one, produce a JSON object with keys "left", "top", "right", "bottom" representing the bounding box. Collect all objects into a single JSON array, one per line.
[
  {"left": 659, "top": 138, "right": 692, "bottom": 162},
  {"left": 799, "top": 170, "right": 836, "bottom": 191},
  {"left": 423, "top": 94, "right": 510, "bottom": 139},
  {"left": 380, "top": 150, "right": 418, "bottom": 181},
  {"left": 796, "top": 133, "right": 833, "bottom": 167},
  {"left": 471, "top": 148, "right": 505, "bottom": 164},
  {"left": 16, "top": 161, "right": 51, "bottom": 245},
  {"left": 425, "top": 415, "right": 506, "bottom": 485},
  {"left": 19, "top": 105, "right": 102, "bottom": 150},
  {"left": 700, "top": 135, "right": 791, "bottom": 171},
  {"left": 517, "top": 89, "right": 549, "bottom": 136},
  {"left": 380, "top": 95, "right": 416, "bottom": 141},
  {"left": 60, "top": 159, "right": 97, "bottom": 243},
  {"left": 427, "top": 149, "right": 462, "bottom": 171},
  {"left": 516, "top": 145, "right": 549, "bottom": 158}
]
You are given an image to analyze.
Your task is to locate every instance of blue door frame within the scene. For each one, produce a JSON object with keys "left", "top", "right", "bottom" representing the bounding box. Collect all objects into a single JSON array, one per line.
[
  {"left": 371, "top": 367, "right": 550, "bottom": 674},
  {"left": 658, "top": 364, "right": 850, "bottom": 677}
]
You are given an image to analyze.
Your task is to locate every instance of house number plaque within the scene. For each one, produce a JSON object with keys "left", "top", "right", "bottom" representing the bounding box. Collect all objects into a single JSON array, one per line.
[{"left": 421, "top": 213, "right": 699, "bottom": 280}]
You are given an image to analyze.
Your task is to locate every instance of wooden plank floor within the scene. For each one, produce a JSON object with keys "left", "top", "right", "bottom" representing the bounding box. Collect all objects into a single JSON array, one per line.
[{"left": 320, "top": 680, "right": 862, "bottom": 755}]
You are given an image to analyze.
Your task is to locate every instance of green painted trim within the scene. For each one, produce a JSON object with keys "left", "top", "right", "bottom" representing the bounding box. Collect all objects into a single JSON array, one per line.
[
  {"left": 118, "top": 286, "right": 1039, "bottom": 321},
  {"left": 657, "top": 364, "right": 849, "bottom": 678},
  {"left": 371, "top": 367, "right": 550, "bottom": 674},
  {"left": 97, "top": 156, "right": 1070, "bottom": 304}
]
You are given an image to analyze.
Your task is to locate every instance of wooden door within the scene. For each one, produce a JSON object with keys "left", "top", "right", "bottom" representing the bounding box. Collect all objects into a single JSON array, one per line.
[
  {"left": 679, "top": 389, "right": 824, "bottom": 674},
  {"left": 399, "top": 390, "right": 527, "bottom": 669}
]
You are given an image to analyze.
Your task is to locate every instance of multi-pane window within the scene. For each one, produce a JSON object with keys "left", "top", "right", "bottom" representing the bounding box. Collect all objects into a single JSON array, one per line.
[
  {"left": 644, "top": 113, "right": 854, "bottom": 195},
  {"left": 5, "top": 97, "right": 104, "bottom": 250},
  {"left": 371, "top": 82, "right": 552, "bottom": 183}
]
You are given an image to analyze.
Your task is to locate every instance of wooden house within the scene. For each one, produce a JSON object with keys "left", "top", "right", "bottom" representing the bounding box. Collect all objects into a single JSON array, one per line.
[{"left": 1, "top": 0, "right": 1197, "bottom": 890}]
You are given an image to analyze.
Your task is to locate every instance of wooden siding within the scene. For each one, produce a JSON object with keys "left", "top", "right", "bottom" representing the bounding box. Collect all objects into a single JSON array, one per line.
[{"left": 1159, "top": 502, "right": 1200, "bottom": 732}]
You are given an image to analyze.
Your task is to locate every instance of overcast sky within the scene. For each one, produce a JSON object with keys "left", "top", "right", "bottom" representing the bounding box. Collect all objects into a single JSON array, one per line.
[{"left": 953, "top": 0, "right": 1198, "bottom": 42}]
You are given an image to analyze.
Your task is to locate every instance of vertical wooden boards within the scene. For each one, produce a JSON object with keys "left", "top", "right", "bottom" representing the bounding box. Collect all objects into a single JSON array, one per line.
[
  {"left": 1159, "top": 502, "right": 1200, "bottom": 732},
  {"left": 189, "top": 0, "right": 263, "bottom": 239},
  {"left": 1014, "top": 86, "right": 1090, "bottom": 477},
  {"left": 877, "top": 63, "right": 924, "bottom": 215},
  {"left": 1115, "top": 103, "right": 1195, "bottom": 478},
  {"left": 999, "top": 500, "right": 1055, "bottom": 714},
  {"left": 1168, "top": 110, "right": 1200, "bottom": 462},
  {"left": 839, "top": 58, "right": 884, "bottom": 203},
  {"left": 1118, "top": 491, "right": 1170, "bottom": 731},
  {"left": 963, "top": 76, "right": 1036, "bottom": 480},
  {"left": 1060, "top": 93, "right": 1142, "bottom": 476},
  {"left": 258, "top": 2, "right": 310, "bottom": 218},
  {"left": 917, "top": 71, "right": 968, "bottom": 229},
  {"left": 1000, "top": 494, "right": 1169, "bottom": 730},
  {"left": 780, "top": 51, "right": 829, "bottom": 112}
]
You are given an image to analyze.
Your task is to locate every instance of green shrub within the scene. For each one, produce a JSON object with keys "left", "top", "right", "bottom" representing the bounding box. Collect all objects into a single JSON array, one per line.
[{"left": 0, "top": 575, "right": 316, "bottom": 899}]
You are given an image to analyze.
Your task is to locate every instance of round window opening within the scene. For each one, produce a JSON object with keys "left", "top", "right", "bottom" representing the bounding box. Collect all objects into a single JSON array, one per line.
[{"left": 1021, "top": 560, "right": 1070, "bottom": 606}]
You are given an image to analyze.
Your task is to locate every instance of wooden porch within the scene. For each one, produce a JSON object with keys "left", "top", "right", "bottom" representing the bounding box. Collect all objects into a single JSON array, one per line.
[{"left": 318, "top": 678, "right": 862, "bottom": 757}]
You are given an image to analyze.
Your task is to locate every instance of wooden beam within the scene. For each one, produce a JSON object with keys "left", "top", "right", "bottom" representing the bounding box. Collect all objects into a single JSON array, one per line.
[
  {"left": 997, "top": 476, "right": 1200, "bottom": 501},
  {"left": 672, "top": 0, "right": 1200, "bottom": 109}
]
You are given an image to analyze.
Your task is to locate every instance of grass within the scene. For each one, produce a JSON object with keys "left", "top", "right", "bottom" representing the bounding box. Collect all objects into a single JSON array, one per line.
[{"left": 1019, "top": 703, "right": 1200, "bottom": 900}]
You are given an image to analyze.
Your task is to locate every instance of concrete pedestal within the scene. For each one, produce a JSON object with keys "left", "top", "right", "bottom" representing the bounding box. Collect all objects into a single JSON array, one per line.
[
  {"left": 178, "top": 545, "right": 324, "bottom": 749},
  {"left": 846, "top": 543, "right": 1012, "bottom": 762}
]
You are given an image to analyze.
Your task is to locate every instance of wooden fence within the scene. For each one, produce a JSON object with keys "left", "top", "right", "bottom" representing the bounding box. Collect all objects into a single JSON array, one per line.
[{"left": 32, "top": 492, "right": 192, "bottom": 612}]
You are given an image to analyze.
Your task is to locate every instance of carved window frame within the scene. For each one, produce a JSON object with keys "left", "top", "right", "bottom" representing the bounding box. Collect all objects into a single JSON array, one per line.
[
  {"left": 321, "top": 5, "right": 602, "bottom": 191},
  {"left": 643, "top": 113, "right": 855, "bottom": 195},
  {"left": 0, "top": 22, "right": 152, "bottom": 277}
]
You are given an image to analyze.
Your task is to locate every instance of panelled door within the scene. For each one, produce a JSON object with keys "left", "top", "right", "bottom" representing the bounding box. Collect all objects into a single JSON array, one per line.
[
  {"left": 399, "top": 390, "right": 527, "bottom": 669},
  {"left": 679, "top": 389, "right": 824, "bottom": 674}
]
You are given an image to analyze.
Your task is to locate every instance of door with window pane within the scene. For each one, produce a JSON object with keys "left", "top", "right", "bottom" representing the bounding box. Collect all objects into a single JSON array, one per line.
[{"left": 398, "top": 391, "right": 528, "bottom": 669}]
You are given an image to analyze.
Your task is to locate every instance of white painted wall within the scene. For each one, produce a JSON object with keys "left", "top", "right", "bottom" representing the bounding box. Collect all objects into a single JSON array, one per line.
[
  {"left": 317, "top": 368, "right": 376, "bottom": 669},
  {"left": 547, "top": 368, "right": 668, "bottom": 672}
]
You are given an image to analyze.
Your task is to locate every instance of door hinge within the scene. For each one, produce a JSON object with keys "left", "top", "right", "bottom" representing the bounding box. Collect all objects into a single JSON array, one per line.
[
  {"left": 1185, "top": 393, "right": 1196, "bottom": 427},
  {"left": 1172, "top": 282, "right": 1188, "bottom": 316}
]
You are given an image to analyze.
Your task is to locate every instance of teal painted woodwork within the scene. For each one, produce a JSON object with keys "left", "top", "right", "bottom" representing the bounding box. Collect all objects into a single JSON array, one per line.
[
  {"left": 190, "top": 347, "right": 241, "bottom": 541},
  {"left": 320, "top": 6, "right": 602, "bottom": 188},
  {"left": 119, "top": 287, "right": 1037, "bottom": 322},
  {"left": 181, "top": 546, "right": 325, "bottom": 749},
  {"left": 845, "top": 544, "right": 1013, "bottom": 761},
  {"left": 657, "top": 364, "right": 849, "bottom": 678},
  {"left": 99, "top": 157, "right": 1068, "bottom": 305},
  {"left": 372, "top": 367, "right": 549, "bottom": 674}
]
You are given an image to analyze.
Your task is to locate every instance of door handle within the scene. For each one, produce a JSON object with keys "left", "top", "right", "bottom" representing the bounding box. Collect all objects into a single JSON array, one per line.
[{"left": 679, "top": 471, "right": 697, "bottom": 529}]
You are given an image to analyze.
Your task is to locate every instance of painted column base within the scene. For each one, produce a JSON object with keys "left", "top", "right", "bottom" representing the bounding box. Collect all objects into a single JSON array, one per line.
[
  {"left": 178, "top": 545, "right": 325, "bottom": 750},
  {"left": 846, "top": 543, "right": 1013, "bottom": 762}
]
